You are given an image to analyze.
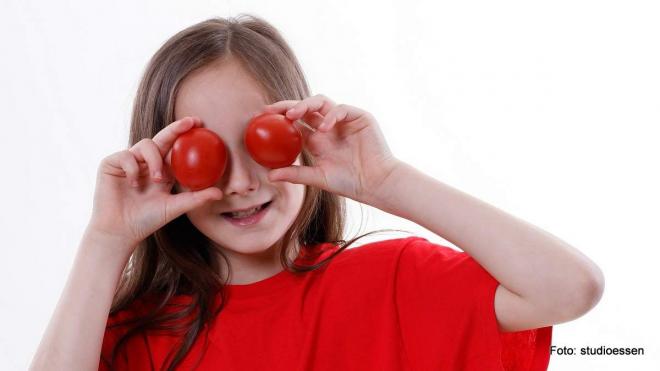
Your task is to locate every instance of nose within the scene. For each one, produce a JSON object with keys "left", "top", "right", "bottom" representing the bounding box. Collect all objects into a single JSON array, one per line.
[{"left": 221, "top": 148, "right": 260, "bottom": 196}]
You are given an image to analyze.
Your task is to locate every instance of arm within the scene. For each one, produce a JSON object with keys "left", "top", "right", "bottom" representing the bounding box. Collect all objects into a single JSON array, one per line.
[
  {"left": 366, "top": 161, "right": 605, "bottom": 332},
  {"left": 260, "top": 95, "right": 604, "bottom": 332},
  {"left": 29, "top": 229, "right": 133, "bottom": 371},
  {"left": 28, "top": 116, "right": 223, "bottom": 370}
]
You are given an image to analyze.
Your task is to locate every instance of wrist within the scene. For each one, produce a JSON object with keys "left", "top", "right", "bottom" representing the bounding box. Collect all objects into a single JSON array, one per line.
[
  {"left": 362, "top": 158, "right": 411, "bottom": 213},
  {"left": 81, "top": 226, "right": 138, "bottom": 260}
]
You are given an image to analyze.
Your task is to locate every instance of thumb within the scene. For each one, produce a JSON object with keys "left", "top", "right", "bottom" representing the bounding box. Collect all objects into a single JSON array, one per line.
[
  {"left": 165, "top": 187, "right": 223, "bottom": 221},
  {"left": 269, "top": 165, "right": 326, "bottom": 189}
]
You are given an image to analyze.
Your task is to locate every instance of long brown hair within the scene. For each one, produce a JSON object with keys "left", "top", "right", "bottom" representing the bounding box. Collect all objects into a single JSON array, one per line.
[{"left": 103, "top": 14, "right": 410, "bottom": 371}]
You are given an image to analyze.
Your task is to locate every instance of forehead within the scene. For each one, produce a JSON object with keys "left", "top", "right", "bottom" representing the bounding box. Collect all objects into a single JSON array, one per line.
[{"left": 174, "top": 58, "right": 269, "bottom": 137}]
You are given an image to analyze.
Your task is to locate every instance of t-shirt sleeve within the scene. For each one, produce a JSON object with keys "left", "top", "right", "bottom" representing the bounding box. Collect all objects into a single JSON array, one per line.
[{"left": 394, "top": 236, "right": 552, "bottom": 371}]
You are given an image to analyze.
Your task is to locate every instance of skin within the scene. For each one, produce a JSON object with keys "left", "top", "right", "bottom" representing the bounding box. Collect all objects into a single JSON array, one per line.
[
  {"left": 171, "top": 56, "right": 604, "bottom": 331},
  {"left": 260, "top": 94, "right": 605, "bottom": 333},
  {"left": 29, "top": 55, "right": 606, "bottom": 371},
  {"left": 173, "top": 57, "right": 306, "bottom": 285}
]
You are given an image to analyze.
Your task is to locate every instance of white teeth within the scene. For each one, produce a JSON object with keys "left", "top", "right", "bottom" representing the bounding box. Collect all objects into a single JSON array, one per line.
[{"left": 229, "top": 205, "right": 262, "bottom": 218}]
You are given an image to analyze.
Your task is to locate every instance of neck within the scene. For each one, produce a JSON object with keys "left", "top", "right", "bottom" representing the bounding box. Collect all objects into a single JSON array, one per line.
[{"left": 214, "top": 238, "right": 300, "bottom": 285}]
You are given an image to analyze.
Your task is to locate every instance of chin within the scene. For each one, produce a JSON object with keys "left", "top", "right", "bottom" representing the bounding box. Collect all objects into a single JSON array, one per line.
[
  {"left": 225, "top": 240, "right": 277, "bottom": 256},
  {"left": 207, "top": 229, "right": 283, "bottom": 256}
]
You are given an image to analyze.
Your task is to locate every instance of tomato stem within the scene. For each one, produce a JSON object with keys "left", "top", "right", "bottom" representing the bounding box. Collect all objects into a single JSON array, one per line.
[{"left": 295, "top": 119, "right": 317, "bottom": 132}]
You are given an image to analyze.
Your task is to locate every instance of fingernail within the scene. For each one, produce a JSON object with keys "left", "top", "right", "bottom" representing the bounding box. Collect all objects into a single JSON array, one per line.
[
  {"left": 154, "top": 170, "right": 162, "bottom": 179},
  {"left": 131, "top": 180, "right": 139, "bottom": 187}
]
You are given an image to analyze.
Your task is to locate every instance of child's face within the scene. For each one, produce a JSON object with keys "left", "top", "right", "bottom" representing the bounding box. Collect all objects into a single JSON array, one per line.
[{"left": 173, "top": 57, "right": 306, "bottom": 260}]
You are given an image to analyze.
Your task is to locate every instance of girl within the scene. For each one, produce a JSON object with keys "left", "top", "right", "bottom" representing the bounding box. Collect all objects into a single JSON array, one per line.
[{"left": 30, "top": 14, "right": 604, "bottom": 371}]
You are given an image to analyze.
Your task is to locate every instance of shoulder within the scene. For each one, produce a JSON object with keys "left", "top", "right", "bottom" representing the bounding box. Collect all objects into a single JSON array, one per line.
[
  {"left": 103, "top": 296, "right": 155, "bottom": 350},
  {"left": 106, "top": 294, "right": 159, "bottom": 324},
  {"left": 101, "top": 295, "right": 169, "bottom": 370},
  {"left": 106, "top": 293, "right": 191, "bottom": 327},
  {"left": 104, "top": 293, "right": 179, "bottom": 343},
  {"left": 103, "top": 294, "right": 181, "bottom": 345},
  {"left": 101, "top": 299, "right": 148, "bottom": 369},
  {"left": 395, "top": 236, "right": 496, "bottom": 291},
  {"left": 299, "top": 236, "right": 416, "bottom": 288},
  {"left": 336, "top": 235, "right": 468, "bottom": 270},
  {"left": 296, "top": 236, "right": 414, "bottom": 268},
  {"left": 343, "top": 235, "right": 462, "bottom": 255},
  {"left": 318, "top": 235, "right": 461, "bottom": 281},
  {"left": 335, "top": 235, "right": 424, "bottom": 260}
]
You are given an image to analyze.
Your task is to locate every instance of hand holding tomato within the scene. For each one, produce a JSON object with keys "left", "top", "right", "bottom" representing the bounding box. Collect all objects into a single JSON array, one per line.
[
  {"left": 87, "top": 117, "right": 224, "bottom": 251},
  {"left": 259, "top": 94, "right": 403, "bottom": 205},
  {"left": 165, "top": 95, "right": 401, "bottom": 206}
]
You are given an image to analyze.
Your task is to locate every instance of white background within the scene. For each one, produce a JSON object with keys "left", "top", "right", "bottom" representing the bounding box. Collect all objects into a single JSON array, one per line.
[{"left": 1, "top": 0, "right": 659, "bottom": 370}]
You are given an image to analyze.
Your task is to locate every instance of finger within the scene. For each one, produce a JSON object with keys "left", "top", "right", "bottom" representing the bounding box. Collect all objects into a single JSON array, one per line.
[
  {"left": 268, "top": 165, "right": 328, "bottom": 190},
  {"left": 151, "top": 116, "right": 203, "bottom": 158},
  {"left": 285, "top": 94, "right": 336, "bottom": 122},
  {"left": 165, "top": 187, "right": 224, "bottom": 222},
  {"left": 128, "top": 139, "right": 166, "bottom": 183},
  {"left": 261, "top": 100, "right": 300, "bottom": 114},
  {"left": 319, "top": 104, "right": 365, "bottom": 132},
  {"left": 259, "top": 100, "right": 322, "bottom": 137},
  {"left": 116, "top": 150, "right": 142, "bottom": 187}
]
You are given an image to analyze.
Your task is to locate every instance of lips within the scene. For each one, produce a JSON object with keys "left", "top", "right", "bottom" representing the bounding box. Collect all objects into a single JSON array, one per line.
[
  {"left": 221, "top": 200, "right": 272, "bottom": 227},
  {"left": 221, "top": 201, "right": 272, "bottom": 217}
]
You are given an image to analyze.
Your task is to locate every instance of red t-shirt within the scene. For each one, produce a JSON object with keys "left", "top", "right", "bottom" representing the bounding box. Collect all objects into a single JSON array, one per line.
[{"left": 100, "top": 236, "right": 552, "bottom": 370}]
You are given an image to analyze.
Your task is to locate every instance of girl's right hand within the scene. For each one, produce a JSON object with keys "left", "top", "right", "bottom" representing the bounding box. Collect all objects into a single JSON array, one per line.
[{"left": 86, "top": 116, "right": 223, "bottom": 252}]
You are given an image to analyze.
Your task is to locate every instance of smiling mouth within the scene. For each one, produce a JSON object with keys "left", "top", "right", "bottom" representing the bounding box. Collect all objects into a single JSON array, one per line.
[{"left": 221, "top": 200, "right": 273, "bottom": 218}]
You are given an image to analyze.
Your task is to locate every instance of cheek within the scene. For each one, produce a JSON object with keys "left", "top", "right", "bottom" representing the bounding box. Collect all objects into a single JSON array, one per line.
[
  {"left": 183, "top": 197, "right": 216, "bottom": 223},
  {"left": 184, "top": 208, "right": 206, "bottom": 228},
  {"left": 283, "top": 183, "right": 306, "bottom": 210}
]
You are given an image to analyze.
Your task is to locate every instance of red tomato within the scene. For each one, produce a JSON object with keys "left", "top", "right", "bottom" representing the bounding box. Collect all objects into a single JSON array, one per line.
[
  {"left": 244, "top": 113, "right": 303, "bottom": 168},
  {"left": 171, "top": 127, "right": 228, "bottom": 191}
]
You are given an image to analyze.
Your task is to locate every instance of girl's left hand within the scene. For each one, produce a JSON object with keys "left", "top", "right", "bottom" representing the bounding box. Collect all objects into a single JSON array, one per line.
[{"left": 260, "top": 94, "right": 402, "bottom": 204}]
